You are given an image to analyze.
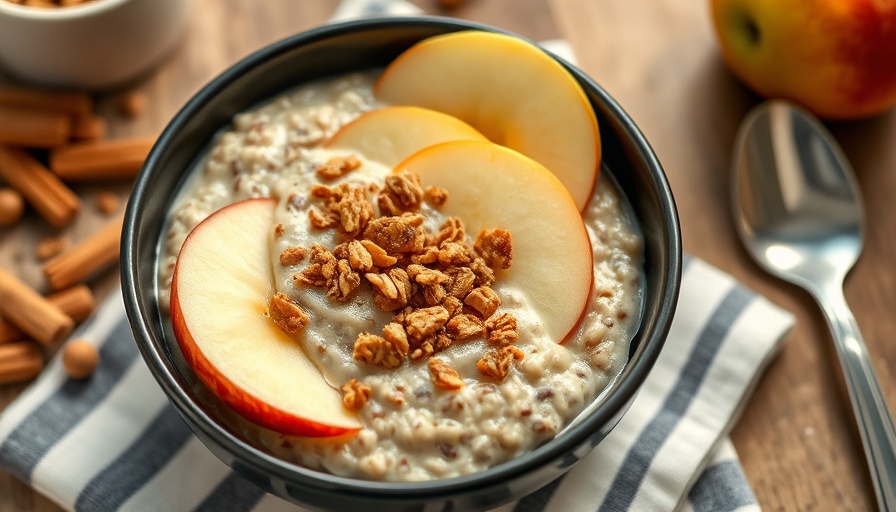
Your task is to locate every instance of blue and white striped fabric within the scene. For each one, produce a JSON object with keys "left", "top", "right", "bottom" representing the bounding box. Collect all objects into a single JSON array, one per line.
[{"left": 0, "top": 257, "right": 793, "bottom": 511}]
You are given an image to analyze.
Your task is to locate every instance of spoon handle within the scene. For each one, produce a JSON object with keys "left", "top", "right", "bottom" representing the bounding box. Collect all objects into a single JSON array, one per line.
[{"left": 818, "top": 283, "right": 896, "bottom": 511}]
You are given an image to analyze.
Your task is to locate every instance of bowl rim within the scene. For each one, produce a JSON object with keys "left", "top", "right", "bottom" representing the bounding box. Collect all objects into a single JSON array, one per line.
[
  {"left": 122, "top": 15, "right": 681, "bottom": 500},
  {"left": 0, "top": 0, "right": 130, "bottom": 20}
]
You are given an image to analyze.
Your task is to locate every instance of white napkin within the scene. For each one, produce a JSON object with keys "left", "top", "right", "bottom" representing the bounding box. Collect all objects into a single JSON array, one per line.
[{"left": 0, "top": 2, "right": 795, "bottom": 511}]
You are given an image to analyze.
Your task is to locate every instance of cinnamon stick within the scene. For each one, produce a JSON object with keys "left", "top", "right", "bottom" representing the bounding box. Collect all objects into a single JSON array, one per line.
[
  {"left": 0, "top": 105, "right": 72, "bottom": 148},
  {"left": 44, "top": 213, "right": 124, "bottom": 290},
  {"left": 0, "top": 145, "right": 81, "bottom": 228},
  {"left": 50, "top": 283, "right": 96, "bottom": 322},
  {"left": 0, "top": 268, "right": 74, "bottom": 345},
  {"left": 0, "top": 322, "right": 25, "bottom": 345},
  {"left": 0, "top": 284, "right": 95, "bottom": 344},
  {"left": 0, "top": 342, "right": 44, "bottom": 385},
  {"left": 0, "top": 86, "right": 92, "bottom": 117},
  {"left": 50, "top": 137, "right": 154, "bottom": 181}
]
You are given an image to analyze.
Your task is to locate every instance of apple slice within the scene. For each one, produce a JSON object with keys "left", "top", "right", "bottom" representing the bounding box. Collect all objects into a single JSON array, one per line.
[
  {"left": 326, "top": 105, "right": 488, "bottom": 167},
  {"left": 396, "top": 140, "right": 593, "bottom": 342},
  {"left": 375, "top": 30, "right": 600, "bottom": 211},
  {"left": 170, "top": 198, "right": 361, "bottom": 437}
]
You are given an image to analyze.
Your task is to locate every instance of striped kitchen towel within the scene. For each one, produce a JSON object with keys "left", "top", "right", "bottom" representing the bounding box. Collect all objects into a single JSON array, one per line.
[{"left": 0, "top": 256, "right": 793, "bottom": 511}]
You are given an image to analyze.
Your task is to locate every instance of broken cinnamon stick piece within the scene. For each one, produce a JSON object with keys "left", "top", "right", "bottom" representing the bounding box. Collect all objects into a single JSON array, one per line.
[
  {"left": 0, "top": 86, "right": 92, "bottom": 117},
  {"left": 36, "top": 236, "right": 68, "bottom": 260},
  {"left": 0, "top": 268, "right": 74, "bottom": 346},
  {"left": 43, "top": 213, "right": 124, "bottom": 290},
  {"left": 0, "top": 105, "right": 72, "bottom": 148},
  {"left": 0, "top": 284, "right": 95, "bottom": 344},
  {"left": 49, "top": 137, "right": 154, "bottom": 181},
  {"left": 72, "top": 114, "right": 108, "bottom": 142},
  {"left": 0, "top": 342, "right": 44, "bottom": 385},
  {"left": 0, "top": 145, "right": 81, "bottom": 228}
]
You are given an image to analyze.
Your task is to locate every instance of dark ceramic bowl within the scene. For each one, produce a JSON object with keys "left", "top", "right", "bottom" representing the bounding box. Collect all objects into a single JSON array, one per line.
[{"left": 122, "top": 16, "right": 681, "bottom": 512}]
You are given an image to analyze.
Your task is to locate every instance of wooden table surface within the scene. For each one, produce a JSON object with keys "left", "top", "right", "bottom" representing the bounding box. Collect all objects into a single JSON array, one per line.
[{"left": 2, "top": 0, "right": 894, "bottom": 510}]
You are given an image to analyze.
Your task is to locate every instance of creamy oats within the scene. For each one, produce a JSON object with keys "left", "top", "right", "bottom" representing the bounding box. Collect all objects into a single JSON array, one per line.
[{"left": 159, "top": 72, "right": 644, "bottom": 482}]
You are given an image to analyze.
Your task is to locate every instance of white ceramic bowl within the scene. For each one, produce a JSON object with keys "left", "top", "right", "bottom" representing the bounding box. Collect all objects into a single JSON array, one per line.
[{"left": 0, "top": 0, "right": 190, "bottom": 89}]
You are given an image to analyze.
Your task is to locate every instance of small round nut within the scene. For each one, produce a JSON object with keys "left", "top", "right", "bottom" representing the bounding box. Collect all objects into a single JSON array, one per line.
[
  {"left": 62, "top": 339, "right": 99, "bottom": 379},
  {"left": 0, "top": 188, "right": 25, "bottom": 226},
  {"left": 117, "top": 91, "right": 148, "bottom": 118}
]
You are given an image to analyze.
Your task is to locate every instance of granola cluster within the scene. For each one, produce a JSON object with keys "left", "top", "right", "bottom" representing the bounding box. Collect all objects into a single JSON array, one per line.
[{"left": 274, "top": 161, "right": 525, "bottom": 410}]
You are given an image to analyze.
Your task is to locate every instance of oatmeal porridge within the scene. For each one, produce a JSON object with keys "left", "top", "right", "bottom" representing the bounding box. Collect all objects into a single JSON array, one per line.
[{"left": 159, "top": 72, "right": 644, "bottom": 482}]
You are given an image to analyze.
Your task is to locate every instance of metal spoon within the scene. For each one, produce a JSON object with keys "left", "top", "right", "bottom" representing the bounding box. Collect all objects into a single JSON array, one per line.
[{"left": 732, "top": 100, "right": 896, "bottom": 511}]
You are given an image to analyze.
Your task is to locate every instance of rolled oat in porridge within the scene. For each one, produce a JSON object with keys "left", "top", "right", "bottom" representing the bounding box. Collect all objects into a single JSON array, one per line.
[{"left": 160, "top": 72, "right": 644, "bottom": 482}]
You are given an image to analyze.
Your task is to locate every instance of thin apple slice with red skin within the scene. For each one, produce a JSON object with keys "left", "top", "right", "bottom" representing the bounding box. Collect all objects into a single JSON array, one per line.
[
  {"left": 326, "top": 105, "right": 488, "bottom": 167},
  {"left": 375, "top": 30, "right": 600, "bottom": 211},
  {"left": 170, "top": 198, "right": 361, "bottom": 437},
  {"left": 396, "top": 140, "right": 594, "bottom": 343}
]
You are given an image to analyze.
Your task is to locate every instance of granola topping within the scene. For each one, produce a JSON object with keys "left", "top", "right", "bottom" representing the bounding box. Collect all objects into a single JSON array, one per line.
[
  {"left": 345, "top": 240, "right": 374, "bottom": 272},
  {"left": 379, "top": 170, "right": 424, "bottom": 215},
  {"left": 429, "top": 358, "right": 464, "bottom": 390},
  {"left": 464, "top": 286, "right": 501, "bottom": 319},
  {"left": 363, "top": 215, "right": 424, "bottom": 254},
  {"left": 353, "top": 332, "right": 406, "bottom": 369},
  {"left": 444, "top": 267, "right": 475, "bottom": 298},
  {"left": 430, "top": 216, "right": 464, "bottom": 246},
  {"left": 485, "top": 312, "right": 519, "bottom": 346},
  {"left": 308, "top": 206, "right": 340, "bottom": 229},
  {"left": 445, "top": 314, "right": 483, "bottom": 341},
  {"left": 316, "top": 155, "right": 362, "bottom": 180},
  {"left": 287, "top": 169, "right": 522, "bottom": 407},
  {"left": 294, "top": 244, "right": 337, "bottom": 287},
  {"left": 361, "top": 239, "right": 398, "bottom": 267},
  {"left": 279, "top": 246, "right": 307, "bottom": 266},
  {"left": 269, "top": 292, "right": 309, "bottom": 335},
  {"left": 329, "top": 259, "right": 361, "bottom": 302},
  {"left": 424, "top": 185, "right": 448, "bottom": 207},
  {"left": 404, "top": 305, "right": 450, "bottom": 341},
  {"left": 308, "top": 182, "right": 375, "bottom": 236},
  {"left": 477, "top": 345, "right": 525, "bottom": 381},
  {"left": 366, "top": 268, "right": 412, "bottom": 311},
  {"left": 474, "top": 229, "right": 513, "bottom": 270},
  {"left": 342, "top": 379, "right": 372, "bottom": 411}
]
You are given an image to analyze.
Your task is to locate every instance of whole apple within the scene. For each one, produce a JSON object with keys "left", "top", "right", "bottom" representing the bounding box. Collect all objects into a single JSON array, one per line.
[{"left": 710, "top": 0, "right": 896, "bottom": 119}]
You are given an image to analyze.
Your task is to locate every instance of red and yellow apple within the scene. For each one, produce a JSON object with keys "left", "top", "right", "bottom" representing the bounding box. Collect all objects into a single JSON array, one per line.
[
  {"left": 396, "top": 140, "right": 594, "bottom": 342},
  {"left": 710, "top": 0, "right": 896, "bottom": 119},
  {"left": 326, "top": 105, "right": 487, "bottom": 167},
  {"left": 376, "top": 30, "right": 600, "bottom": 211},
  {"left": 170, "top": 198, "right": 361, "bottom": 437}
]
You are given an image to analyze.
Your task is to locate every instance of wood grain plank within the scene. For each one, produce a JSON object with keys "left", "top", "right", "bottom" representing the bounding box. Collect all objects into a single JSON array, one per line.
[
  {"left": 2, "top": 1, "right": 892, "bottom": 511},
  {"left": 551, "top": 1, "right": 891, "bottom": 510}
]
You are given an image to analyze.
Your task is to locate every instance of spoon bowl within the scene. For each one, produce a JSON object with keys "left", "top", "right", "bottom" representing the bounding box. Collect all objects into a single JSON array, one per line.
[
  {"left": 732, "top": 100, "right": 896, "bottom": 511},
  {"left": 733, "top": 101, "right": 864, "bottom": 292}
]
